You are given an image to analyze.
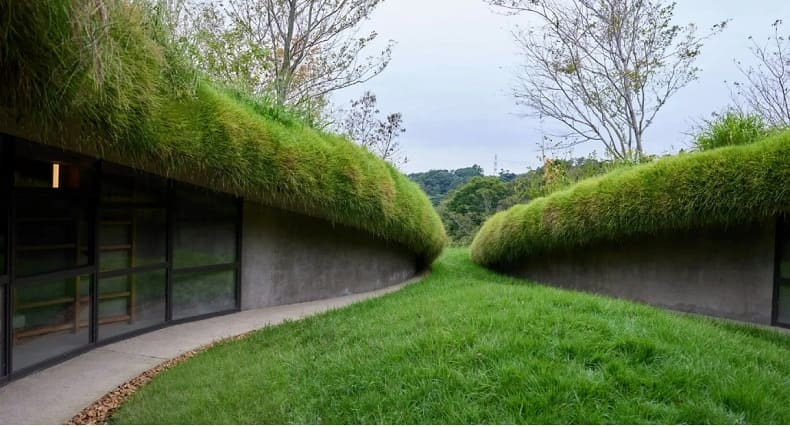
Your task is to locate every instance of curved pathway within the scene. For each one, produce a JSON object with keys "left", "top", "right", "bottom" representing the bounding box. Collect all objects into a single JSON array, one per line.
[{"left": 0, "top": 276, "right": 422, "bottom": 424}]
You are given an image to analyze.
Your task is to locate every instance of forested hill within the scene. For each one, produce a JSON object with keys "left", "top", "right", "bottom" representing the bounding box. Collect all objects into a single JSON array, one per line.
[
  {"left": 407, "top": 165, "right": 486, "bottom": 205},
  {"left": 408, "top": 157, "right": 613, "bottom": 245}
]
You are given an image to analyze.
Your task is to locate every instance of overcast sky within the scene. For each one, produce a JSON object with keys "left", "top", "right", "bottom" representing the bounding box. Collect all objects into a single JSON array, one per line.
[{"left": 332, "top": 0, "right": 789, "bottom": 174}]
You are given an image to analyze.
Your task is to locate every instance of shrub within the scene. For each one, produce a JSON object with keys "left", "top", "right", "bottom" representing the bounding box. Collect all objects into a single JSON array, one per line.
[
  {"left": 692, "top": 111, "right": 769, "bottom": 151},
  {"left": 471, "top": 134, "right": 790, "bottom": 267}
]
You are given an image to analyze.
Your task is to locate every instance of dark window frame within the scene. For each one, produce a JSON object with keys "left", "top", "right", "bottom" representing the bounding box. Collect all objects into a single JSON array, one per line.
[
  {"left": 2, "top": 136, "right": 12, "bottom": 380},
  {"left": 772, "top": 214, "right": 790, "bottom": 329}
]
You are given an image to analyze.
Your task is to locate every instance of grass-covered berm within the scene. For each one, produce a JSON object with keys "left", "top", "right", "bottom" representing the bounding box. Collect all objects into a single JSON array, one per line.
[
  {"left": 112, "top": 249, "right": 790, "bottom": 424},
  {"left": 471, "top": 134, "right": 789, "bottom": 268},
  {"left": 0, "top": 0, "right": 446, "bottom": 263}
]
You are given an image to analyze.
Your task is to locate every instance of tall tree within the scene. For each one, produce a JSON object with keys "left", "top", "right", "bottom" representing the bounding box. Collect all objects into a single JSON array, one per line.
[
  {"left": 488, "top": 0, "right": 726, "bottom": 162},
  {"left": 730, "top": 19, "right": 790, "bottom": 127},
  {"left": 226, "top": 0, "right": 394, "bottom": 108}
]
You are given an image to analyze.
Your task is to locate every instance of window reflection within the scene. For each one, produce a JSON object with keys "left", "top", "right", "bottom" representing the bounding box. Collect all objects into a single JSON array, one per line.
[
  {"left": 12, "top": 275, "right": 91, "bottom": 371},
  {"left": 99, "top": 270, "right": 166, "bottom": 340}
]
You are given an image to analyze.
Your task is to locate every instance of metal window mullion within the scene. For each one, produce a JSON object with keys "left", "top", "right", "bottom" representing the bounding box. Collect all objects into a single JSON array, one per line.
[
  {"left": 772, "top": 215, "right": 787, "bottom": 327},
  {"left": 90, "top": 161, "right": 102, "bottom": 344},
  {"left": 165, "top": 180, "right": 174, "bottom": 323},
  {"left": 12, "top": 265, "right": 96, "bottom": 287},
  {"left": 171, "top": 262, "right": 239, "bottom": 276},
  {"left": 235, "top": 197, "right": 243, "bottom": 311},
  {"left": 3, "top": 136, "right": 14, "bottom": 377},
  {"left": 98, "top": 262, "right": 169, "bottom": 279}
]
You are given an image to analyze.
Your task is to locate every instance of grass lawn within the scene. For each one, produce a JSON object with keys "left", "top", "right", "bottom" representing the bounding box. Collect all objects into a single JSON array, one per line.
[{"left": 112, "top": 248, "right": 790, "bottom": 424}]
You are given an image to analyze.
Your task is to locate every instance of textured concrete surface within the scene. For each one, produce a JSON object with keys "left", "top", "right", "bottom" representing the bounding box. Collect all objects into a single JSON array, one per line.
[
  {"left": 504, "top": 221, "right": 777, "bottom": 325},
  {"left": 0, "top": 277, "right": 421, "bottom": 425},
  {"left": 241, "top": 202, "right": 419, "bottom": 310}
]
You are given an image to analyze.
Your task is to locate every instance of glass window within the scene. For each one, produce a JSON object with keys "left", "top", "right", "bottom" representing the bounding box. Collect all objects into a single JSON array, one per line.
[
  {"left": 98, "top": 270, "right": 166, "bottom": 340},
  {"left": 12, "top": 275, "right": 91, "bottom": 372},
  {"left": 14, "top": 195, "right": 89, "bottom": 277},
  {"left": 101, "top": 167, "right": 166, "bottom": 205},
  {"left": 173, "top": 186, "right": 238, "bottom": 268},
  {"left": 13, "top": 156, "right": 94, "bottom": 191},
  {"left": 13, "top": 146, "right": 94, "bottom": 277},
  {"left": 100, "top": 208, "right": 166, "bottom": 272},
  {"left": 172, "top": 269, "right": 236, "bottom": 320}
]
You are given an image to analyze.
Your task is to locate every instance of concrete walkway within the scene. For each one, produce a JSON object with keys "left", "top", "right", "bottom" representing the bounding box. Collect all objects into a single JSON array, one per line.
[{"left": 0, "top": 278, "right": 419, "bottom": 424}]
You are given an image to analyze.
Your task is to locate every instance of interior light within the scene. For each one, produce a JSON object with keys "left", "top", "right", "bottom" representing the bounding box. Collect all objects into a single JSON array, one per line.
[{"left": 52, "top": 163, "right": 60, "bottom": 189}]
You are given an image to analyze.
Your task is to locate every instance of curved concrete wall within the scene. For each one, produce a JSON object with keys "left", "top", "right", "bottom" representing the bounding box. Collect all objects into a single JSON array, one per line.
[
  {"left": 500, "top": 220, "right": 777, "bottom": 325},
  {"left": 241, "top": 201, "right": 420, "bottom": 309}
]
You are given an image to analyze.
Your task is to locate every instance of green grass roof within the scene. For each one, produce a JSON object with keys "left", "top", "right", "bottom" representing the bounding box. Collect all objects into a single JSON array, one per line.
[
  {"left": 471, "top": 134, "right": 790, "bottom": 267},
  {"left": 0, "top": 0, "right": 446, "bottom": 262}
]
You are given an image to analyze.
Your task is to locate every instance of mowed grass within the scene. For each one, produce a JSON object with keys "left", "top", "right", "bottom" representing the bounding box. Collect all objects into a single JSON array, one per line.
[{"left": 112, "top": 249, "right": 790, "bottom": 424}]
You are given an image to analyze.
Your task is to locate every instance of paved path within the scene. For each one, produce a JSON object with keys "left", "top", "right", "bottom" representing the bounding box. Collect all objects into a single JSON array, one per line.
[{"left": 0, "top": 278, "right": 420, "bottom": 424}]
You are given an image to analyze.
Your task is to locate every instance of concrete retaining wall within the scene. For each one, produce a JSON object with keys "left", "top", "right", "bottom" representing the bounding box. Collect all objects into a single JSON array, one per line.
[
  {"left": 501, "top": 220, "right": 777, "bottom": 325},
  {"left": 240, "top": 201, "right": 419, "bottom": 309}
]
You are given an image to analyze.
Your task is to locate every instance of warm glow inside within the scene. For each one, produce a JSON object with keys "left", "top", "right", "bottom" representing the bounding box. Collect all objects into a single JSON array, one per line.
[{"left": 52, "top": 163, "right": 60, "bottom": 188}]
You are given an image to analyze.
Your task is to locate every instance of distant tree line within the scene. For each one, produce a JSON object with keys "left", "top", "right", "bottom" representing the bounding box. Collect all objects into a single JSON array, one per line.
[
  {"left": 407, "top": 165, "right": 485, "bottom": 205},
  {"left": 410, "top": 157, "right": 616, "bottom": 245}
]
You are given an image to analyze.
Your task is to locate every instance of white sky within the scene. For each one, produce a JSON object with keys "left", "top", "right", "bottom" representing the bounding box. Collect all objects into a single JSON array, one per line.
[{"left": 332, "top": 0, "right": 790, "bottom": 174}]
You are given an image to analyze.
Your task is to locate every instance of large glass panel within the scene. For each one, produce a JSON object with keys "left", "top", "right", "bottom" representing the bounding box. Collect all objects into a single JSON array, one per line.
[
  {"left": 12, "top": 275, "right": 90, "bottom": 372},
  {"left": 14, "top": 148, "right": 94, "bottom": 277},
  {"left": 172, "top": 269, "right": 236, "bottom": 320},
  {"left": 100, "top": 208, "right": 166, "bottom": 272},
  {"left": 173, "top": 187, "right": 238, "bottom": 268},
  {"left": 98, "top": 270, "right": 166, "bottom": 340},
  {"left": 14, "top": 195, "right": 89, "bottom": 276}
]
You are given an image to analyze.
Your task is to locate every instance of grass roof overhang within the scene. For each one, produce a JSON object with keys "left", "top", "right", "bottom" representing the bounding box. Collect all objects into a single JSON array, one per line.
[
  {"left": 471, "top": 134, "right": 790, "bottom": 268},
  {"left": 0, "top": 0, "right": 446, "bottom": 263}
]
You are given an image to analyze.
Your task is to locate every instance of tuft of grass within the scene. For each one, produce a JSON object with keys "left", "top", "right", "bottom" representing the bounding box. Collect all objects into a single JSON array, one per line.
[
  {"left": 470, "top": 134, "right": 790, "bottom": 267},
  {"left": 0, "top": 0, "right": 446, "bottom": 263},
  {"left": 692, "top": 111, "right": 776, "bottom": 151},
  {"left": 111, "top": 249, "right": 790, "bottom": 424}
]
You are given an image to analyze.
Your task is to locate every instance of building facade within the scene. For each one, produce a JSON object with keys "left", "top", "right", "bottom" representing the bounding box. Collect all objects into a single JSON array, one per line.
[{"left": 0, "top": 135, "right": 420, "bottom": 383}]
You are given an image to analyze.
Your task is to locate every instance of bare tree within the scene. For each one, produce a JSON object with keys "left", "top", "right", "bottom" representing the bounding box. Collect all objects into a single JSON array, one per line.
[
  {"left": 340, "top": 91, "right": 407, "bottom": 165},
  {"left": 374, "top": 112, "right": 406, "bottom": 164},
  {"left": 341, "top": 91, "right": 381, "bottom": 150},
  {"left": 488, "top": 0, "right": 726, "bottom": 161},
  {"left": 730, "top": 19, "right": 790, "bottom": 127},
  {"left": 225, "top": 0, "right": 394, "bottom": 108}
]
